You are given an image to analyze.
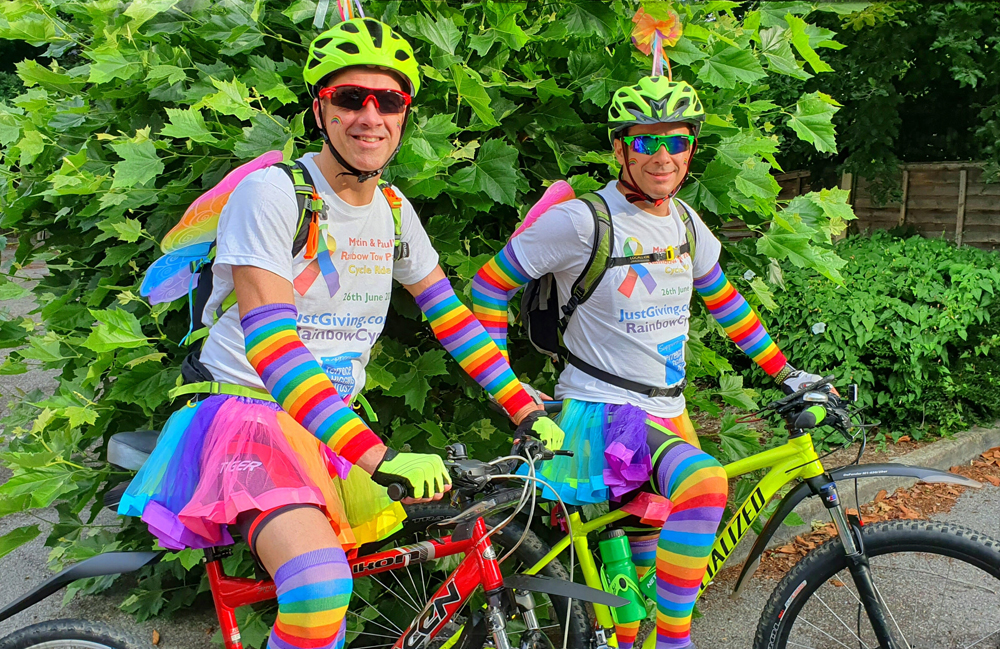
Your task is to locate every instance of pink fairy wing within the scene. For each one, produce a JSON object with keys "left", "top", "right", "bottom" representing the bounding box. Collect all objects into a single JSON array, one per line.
[
  {"left": 160, "top": 150, "right": 285, "bottom": 253},
  {"left": 511, "top": 180, "right": 576, "bottom": 239}
]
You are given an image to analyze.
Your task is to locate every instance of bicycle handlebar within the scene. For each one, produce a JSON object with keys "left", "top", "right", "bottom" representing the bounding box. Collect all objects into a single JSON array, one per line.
[{"left": 385, "top": 437, "right": 571, "bottom": 502}]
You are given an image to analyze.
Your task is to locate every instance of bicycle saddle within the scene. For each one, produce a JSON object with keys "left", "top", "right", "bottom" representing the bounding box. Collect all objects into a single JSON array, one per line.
[{"left": 107, "top": 430, "right": 160, "bottom": 471}]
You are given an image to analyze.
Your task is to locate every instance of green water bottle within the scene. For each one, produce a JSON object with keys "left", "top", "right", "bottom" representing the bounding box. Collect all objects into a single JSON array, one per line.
[{"left": 598, "top": 529, "right": 647, "bottom": 625}]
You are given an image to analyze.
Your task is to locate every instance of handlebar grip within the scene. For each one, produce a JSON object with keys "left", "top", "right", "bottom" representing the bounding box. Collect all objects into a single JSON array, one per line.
[
  {"left": 386, "top": 483, "right": 408, "bottom": 502},
  {"left": 542, "top": 400, "right": 563, "bottom": 414},
  {"left": 794, "top": 405, "right": 827, "bottom": 429}
]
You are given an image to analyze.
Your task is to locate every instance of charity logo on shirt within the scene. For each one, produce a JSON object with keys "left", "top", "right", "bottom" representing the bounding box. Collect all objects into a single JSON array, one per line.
[
  {"left": 321, "top": 351, "right": 362, "bottom": 396},
  {"left": 618, "top": 237, "right": 658, "bottom": 297},
  {"left": 657, "top": 335, "right": 687, "bottom": 385},
  {"left": 294, "top": 227, "right": 341, "bottom": 298}
]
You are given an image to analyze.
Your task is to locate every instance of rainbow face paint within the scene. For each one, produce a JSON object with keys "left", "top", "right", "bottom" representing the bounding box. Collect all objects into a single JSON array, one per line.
[{"left": 330, "top": 115, "right": 342, "bottom": 126}]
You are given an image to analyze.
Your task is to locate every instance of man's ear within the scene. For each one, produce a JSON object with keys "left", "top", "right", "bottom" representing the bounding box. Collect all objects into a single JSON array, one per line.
[
  {"left": 612, "top": 137, "right": 625, "bottom": 167},
  {"left": 311, "top": 98, "right": 323, "bottom": 130}
]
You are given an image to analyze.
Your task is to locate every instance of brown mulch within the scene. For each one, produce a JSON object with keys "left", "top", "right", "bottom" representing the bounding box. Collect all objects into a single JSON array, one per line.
[{"left": 752, "top": 446, "right": 1000, "bottom": 580}]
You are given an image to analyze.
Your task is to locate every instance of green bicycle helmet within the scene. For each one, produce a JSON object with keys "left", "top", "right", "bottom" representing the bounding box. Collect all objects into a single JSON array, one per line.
[
  {"left": 304, "top": 18, "right": 420, "bottom": 98},
  {"left": 608, "top": 77, "right": 705, "bottom": 141}
]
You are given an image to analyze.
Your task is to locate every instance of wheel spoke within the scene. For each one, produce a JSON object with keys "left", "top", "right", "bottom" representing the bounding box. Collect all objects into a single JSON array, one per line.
[{"left": 809, "top": 591, "right": 872, "bottom": 649}]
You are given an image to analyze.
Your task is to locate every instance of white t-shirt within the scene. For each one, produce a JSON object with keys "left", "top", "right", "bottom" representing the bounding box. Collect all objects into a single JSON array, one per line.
[
  {"left": 199, "top": 152, "right": 439, "bottom": 394},
  {"left": 510, "top": 181, "right": 721, "bottom": 417}
]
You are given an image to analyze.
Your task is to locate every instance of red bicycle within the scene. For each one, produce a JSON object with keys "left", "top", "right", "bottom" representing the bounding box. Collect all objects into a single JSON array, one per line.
[{"left": 0, "top": 436, "right": 620, "bottom": 649}]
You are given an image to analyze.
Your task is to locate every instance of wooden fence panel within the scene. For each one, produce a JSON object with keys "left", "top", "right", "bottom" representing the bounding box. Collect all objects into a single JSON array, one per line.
[{"left": 849, "top": 162, "right": 998, "bottom": 251}]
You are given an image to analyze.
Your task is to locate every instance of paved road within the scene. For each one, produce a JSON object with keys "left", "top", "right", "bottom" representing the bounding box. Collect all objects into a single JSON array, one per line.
[
  {"left": 0, "top": 248, "right": 215, "bottom": 647},
  {"left": 692, "top": 476, "right": 1000, "bottom": 648},
  {"left": 3, "top": 247, "right": 999, "bottom": 648}
]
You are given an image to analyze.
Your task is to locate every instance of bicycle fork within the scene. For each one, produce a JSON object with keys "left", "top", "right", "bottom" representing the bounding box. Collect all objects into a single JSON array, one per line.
[{"left": 812, "top": 477, "right": 904, "bottom": 649}]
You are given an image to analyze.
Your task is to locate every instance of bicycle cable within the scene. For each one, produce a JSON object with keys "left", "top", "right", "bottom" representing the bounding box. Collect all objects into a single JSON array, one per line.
[{"left": 486, "top": 470, "right": 576, "bottom": 649}]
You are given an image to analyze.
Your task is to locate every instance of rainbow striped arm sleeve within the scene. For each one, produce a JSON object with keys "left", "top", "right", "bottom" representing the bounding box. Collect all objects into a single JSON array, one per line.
[
  {"left": 693, "top": 263, "right": 788, "bottom": 377},
  {"left": 470, "top": 243, "right": 532, "bottom": 361},
  {"left": 415, "top": 278, "right": 533, "bottom": 418},
  {"left": 241, "top": 303, "right": 382, "bottom": 465}
]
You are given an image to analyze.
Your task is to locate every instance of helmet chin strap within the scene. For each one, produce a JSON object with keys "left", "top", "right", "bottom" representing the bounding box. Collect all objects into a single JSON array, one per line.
[
  {"left": 316, "top": 101, "right": 410, "bottom": 184},
  {"left": 616, "top": 135, "right": 697, "bottom": 208}
]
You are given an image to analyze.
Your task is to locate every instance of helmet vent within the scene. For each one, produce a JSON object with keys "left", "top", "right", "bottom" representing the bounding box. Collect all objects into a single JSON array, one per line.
[
  {"left": 391, "top": 31, "right": 400, "bottom": 39},
  {"left": 337, "top": 42, "right": 361, "bottom": 55},
  {"left": 340, "top": 22, "right": 360, "bottom": 33},
  {"left": 394, "top": 50, "right": 410, "bottom": 61},
  {"left": 308, "top": 57, "right": 323, "bottom": 69},
  {"left": 314, "top": 37, "right": 332, "bottom": 50},
  {"left": 363, "top": 19, "right": 383, "bottom": 48}
]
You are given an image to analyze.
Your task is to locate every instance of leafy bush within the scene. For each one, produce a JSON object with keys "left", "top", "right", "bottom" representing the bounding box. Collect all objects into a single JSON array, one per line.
[
  {"left": 714, "top": 232, "right": 1000, "bottom": 441},
  {"left": 0, "top": 0, "right": 857, "bottom": 633}
]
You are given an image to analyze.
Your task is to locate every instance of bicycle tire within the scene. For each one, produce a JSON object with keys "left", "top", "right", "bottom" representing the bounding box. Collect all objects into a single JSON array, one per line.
[
  {"left": 349, "top": 500, "right": 593, "bottom": 649},
  {"left": 0, "top": 619, "right": 146, "bottom": 649},
  {"left": 753, "top": 520, "right": 1000, "bottom": 649}
]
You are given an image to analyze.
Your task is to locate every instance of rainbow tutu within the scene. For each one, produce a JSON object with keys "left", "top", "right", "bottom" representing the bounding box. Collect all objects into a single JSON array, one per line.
[
  {"left": 118, "top": 395, "right": 404, "bottom": 551},
  {"left": 530, "top": 399, "right": 696, "bottom": 505}
]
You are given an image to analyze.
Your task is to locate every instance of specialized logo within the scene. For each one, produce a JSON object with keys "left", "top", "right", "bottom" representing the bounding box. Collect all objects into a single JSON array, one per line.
[
  {"left": 294, "top": 225, "right": 340, "bottom": 297},
  {"left": 701, "top": 485, "right": 768, "bottom": 593},
  {"left": 399, "top": 580, "right": 462, "bottom": 648},
  {"left": 617, "top": 238, "right": 657, "bottom": 297}
]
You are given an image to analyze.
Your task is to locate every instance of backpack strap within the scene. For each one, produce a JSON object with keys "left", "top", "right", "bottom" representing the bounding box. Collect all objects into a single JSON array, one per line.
[
  {"left": 275, "top": 161, "right": 324, "bottom": 259},
  {"left": 563, "top": 192, "right": 613, "bottom": 318},
  {"left": 606, "top": 198, "right": 697, "bottom": 267},
  {"left": 674, "top": 197, "right": 698, "bottom": 263},
  {"left": 378, "top": 181, "right": 409, "bottom": 261}
]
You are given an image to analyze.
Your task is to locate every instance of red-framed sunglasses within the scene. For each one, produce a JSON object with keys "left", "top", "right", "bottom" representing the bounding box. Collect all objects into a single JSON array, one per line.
[{"left": 317, "top": 84, "right": 412, "bottom": 115}]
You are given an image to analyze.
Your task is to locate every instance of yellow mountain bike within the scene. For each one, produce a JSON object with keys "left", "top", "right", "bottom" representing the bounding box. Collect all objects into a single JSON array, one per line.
[{"left": 434, "top": 378, "right": 1000, "bottom": 649}]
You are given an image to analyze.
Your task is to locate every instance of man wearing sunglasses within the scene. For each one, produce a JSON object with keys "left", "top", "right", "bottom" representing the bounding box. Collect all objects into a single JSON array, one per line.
[
  {"left": 146, "top": 17, "right": 564, "bottom": 649},
  {"left": 472, "top": 77, "right": 827, "bottom": 649}
]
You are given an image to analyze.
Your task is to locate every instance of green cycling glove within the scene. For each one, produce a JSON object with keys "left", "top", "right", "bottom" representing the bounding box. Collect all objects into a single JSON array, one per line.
[
  {"left": 515, "top": 410, "right": 565, "bottom": 451},
  {"left": 371, "top": 449, "right": 451, "bottom": 499}
]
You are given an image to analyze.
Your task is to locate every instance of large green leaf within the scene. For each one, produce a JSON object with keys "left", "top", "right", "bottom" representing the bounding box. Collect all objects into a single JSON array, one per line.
[
  {"left": 786, "top": 14, "right": 834, "bottom": 74},
  {"left": 124, "top": 0, "right": 181, "bottom": 29},
  {"left": 83, "top": 308, "right": 149, "bottom": 353},
  {"left": 450, "top": 65, "right": 499, "bottom": 127},
  {"left": 87, "top": 49, "right": 142, "bottom": 84},
  {"left": 697, "top": 42, "right": 767, "bottom": 89},
  {"left": 788, "top": 92, "right": 840, "bottom": 153},
  {"left": 450, "top": 139, "right": 521, "bottom": 207},
  {"left": 110, "top": 137, "right": 164, "bottom": 189},
  {"left": 160, "top": 108, "right": 218, "bottom": 143},
  {"left": 399, "top": 13, "right": 461, "bottom": 55},
  {"left": 0, "top": 525, "right": 41, "bottom": 560},
  {"left": 0, "top": 467, "right": 76, "bottom": 508}
]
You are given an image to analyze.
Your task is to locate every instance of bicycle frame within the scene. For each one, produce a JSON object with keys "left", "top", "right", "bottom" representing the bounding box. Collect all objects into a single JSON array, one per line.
[
  {"left": 206, "top": 517, "right": 504, "bottom": 649},
  {"left": 522, "top": 432, "right": 826, "bottom": 633}
]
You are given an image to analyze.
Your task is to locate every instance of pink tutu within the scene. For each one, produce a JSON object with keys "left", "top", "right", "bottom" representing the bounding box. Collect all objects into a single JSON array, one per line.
[{"left": 119, "top": 395, "right": 403, "bottom": 551}]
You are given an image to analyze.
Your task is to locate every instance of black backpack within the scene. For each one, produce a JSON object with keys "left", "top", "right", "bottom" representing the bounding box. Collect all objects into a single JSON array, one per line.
[{"left": 519, "top": 193, "right": 699, "bottom": 398}]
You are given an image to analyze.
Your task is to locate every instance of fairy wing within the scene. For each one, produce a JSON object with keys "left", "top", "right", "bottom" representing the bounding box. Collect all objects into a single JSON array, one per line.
[
  {"left": 511, "top": 180, "right": 576, "bottom": 239},
  {"left": 140, "top": 242, "right": 213, "bottom": 305},
  {"left": 160, "top": 150, "right": 285, "bottom": 254}
]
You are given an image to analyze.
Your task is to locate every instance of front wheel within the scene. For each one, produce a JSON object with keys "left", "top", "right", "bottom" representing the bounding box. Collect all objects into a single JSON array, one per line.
[
  {"left": 754, "top": 520, "right": 1000, "bottom": 649},
  {"left": 0, "top": 620, "right": 145, "bottom": 649}
]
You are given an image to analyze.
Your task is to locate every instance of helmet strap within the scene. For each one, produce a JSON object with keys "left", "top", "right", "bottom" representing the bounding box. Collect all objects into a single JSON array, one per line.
[{"left": 316, "top": 101, "right": 410, "bottom": 184}]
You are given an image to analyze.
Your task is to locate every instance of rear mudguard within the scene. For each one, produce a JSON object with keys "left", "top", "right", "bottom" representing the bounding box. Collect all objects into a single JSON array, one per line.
[
  {"left": 0, "top": 551, "right": 163, "bottom": 623},
  {"left": 504, "top": 574, "right": 628, "bottom": 608},
  {"left": 732, "top": 463, "right": 981, "bottom": 597}
]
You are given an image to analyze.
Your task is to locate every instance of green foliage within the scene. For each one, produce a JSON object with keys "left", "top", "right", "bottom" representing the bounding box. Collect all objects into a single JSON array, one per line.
[
  {"left": 776, "top": 1, "right": 1000, "bottom": 197},
  {"left": 716, "top": 232, "right": 1000, "bottom": 440},
  {"left": 0, "top": 0, "right": 853, "bottom": 637}
]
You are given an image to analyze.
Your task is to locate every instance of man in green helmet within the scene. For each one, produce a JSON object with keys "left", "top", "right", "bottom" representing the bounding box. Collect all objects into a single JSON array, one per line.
[
  {"left": 123, "top": 17, "right": 562, "bottom": 648},
  {"left": 472, "top": 76, "right": 828, "bottom": 648}
]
